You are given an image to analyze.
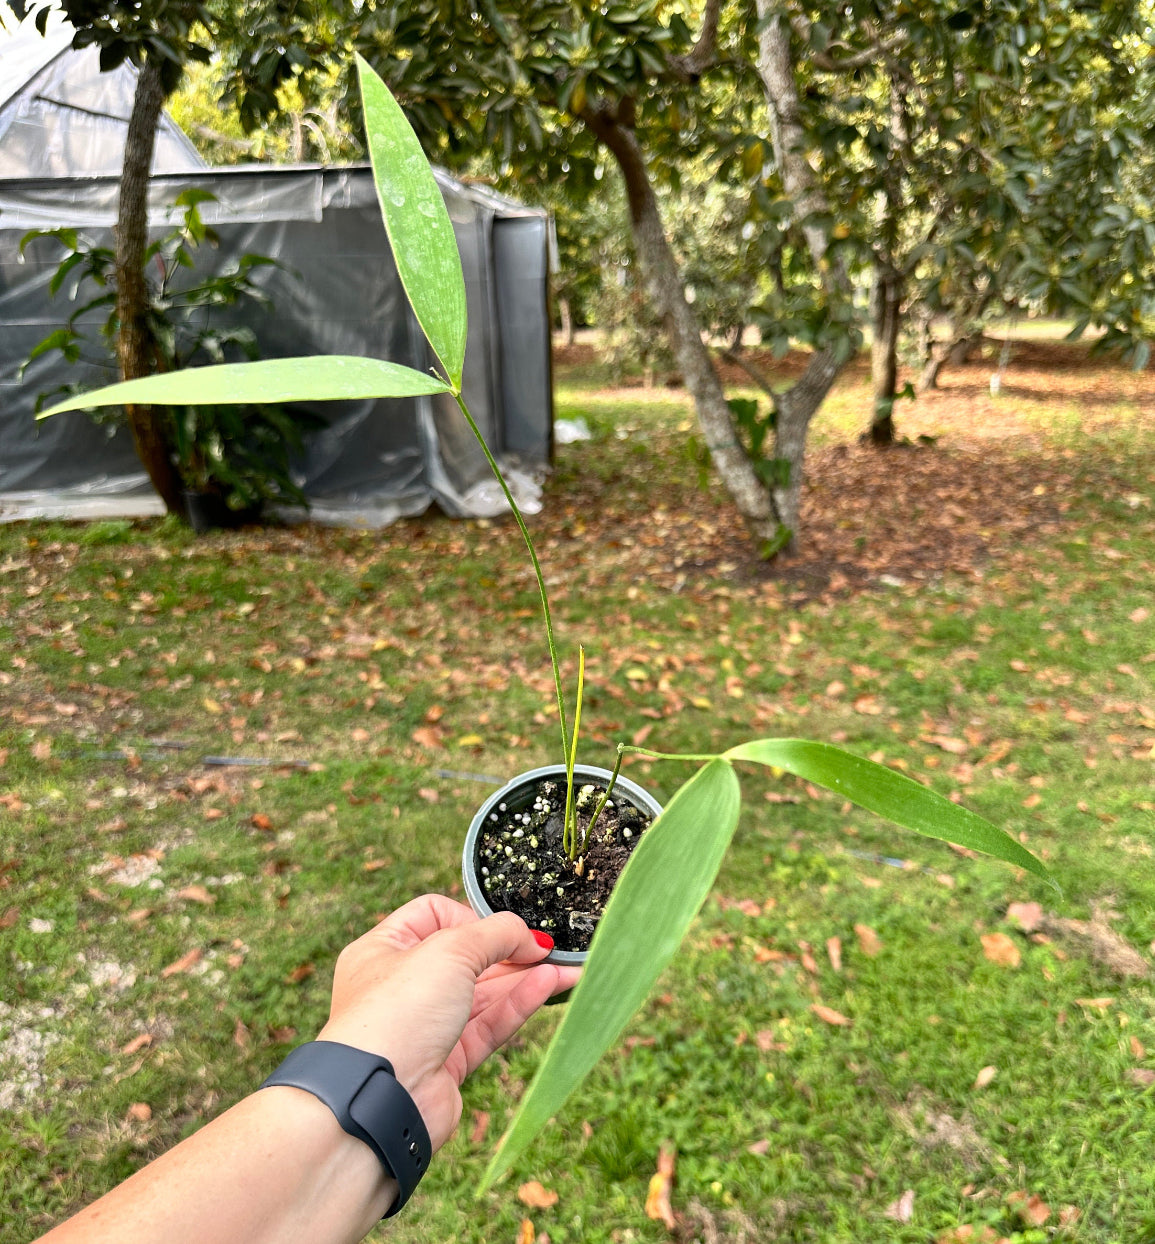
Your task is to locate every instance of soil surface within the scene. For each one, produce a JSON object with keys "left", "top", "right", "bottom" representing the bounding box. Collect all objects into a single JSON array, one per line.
[{"left": 474, "top": 777, "right": 654, "bottom": 952}]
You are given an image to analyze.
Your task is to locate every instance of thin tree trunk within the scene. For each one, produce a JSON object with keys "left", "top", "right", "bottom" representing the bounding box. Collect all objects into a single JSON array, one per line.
[
  {"left": 587, "top": 112, "right": 782, "bottom": 546},
  {"left": 752, "top": 5, "right": 855, "bottom": 548},
  {"left": 558, "top": 296, "right": 575, "bottom": 347},
  {"left": 869, "top": 263, "right": 902, "bottom": 445},
  {"left": 115, "top": 59, "right": 184, "bottom": 515}
]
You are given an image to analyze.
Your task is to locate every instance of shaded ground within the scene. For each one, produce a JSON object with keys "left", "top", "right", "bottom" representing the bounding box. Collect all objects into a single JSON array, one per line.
[{"left": 552, "top": 338, "right": 1151, "bottom": 598}]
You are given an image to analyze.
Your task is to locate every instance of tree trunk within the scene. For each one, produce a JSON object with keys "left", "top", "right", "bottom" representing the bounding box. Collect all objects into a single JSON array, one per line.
[
  {"left": 115, "top": 58, "right": 185, "bottom": 515},
  {"left": 868, "top": 264, "right": 902, "bottom": 446},
  {"left": 558, "top": 296, "right": 575, "bottom": 347},
  {"left": 587, "top": 112, "right": 783, "bottom": 547}
]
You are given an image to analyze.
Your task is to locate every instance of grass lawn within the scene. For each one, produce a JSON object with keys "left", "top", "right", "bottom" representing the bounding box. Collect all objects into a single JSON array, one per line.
[{"left": 2, "top": 342, "right": 1153, "bottom": 1243}]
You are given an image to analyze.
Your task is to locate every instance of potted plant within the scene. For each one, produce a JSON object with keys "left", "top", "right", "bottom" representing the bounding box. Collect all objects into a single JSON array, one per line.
[{"left": 38, "top": 57, "right": 1057, "bottom": 1190}]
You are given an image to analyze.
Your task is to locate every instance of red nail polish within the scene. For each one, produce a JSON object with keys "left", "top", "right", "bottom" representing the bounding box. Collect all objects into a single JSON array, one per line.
[{"left": 531, "top": 929, "right": 554, "bottom": 950}]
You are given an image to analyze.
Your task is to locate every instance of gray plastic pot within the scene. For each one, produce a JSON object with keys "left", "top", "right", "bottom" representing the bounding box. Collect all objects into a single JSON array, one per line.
[{"left": 461, "top": 763, "right": 664, "bottom": 967}]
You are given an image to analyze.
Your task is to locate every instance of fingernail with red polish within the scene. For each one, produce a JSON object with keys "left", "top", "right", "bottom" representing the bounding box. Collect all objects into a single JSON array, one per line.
[{"left": 531, "top": 929, "right": 554, "bottom": 950}]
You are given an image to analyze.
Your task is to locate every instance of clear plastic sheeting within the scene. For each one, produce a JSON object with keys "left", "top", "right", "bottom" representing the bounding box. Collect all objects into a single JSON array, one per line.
[
  {"left": 0, "top": 164, "right": 553, "bottom": 525},
  {"left": 0, "top": 24, "right": 204, "bottom": 178}
]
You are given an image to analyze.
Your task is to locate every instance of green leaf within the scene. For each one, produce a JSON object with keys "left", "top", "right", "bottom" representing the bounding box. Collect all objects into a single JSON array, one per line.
[
  {"left": 356, "top": 55, "right": 468, "bottom": 391},
  {"left": 482, "top": 759, "right": 741, "bottom": 1190},
  {"left": 36, "top": 356, "right": 452, "bottom": 419},
  {"left": 725, "top": 739, "right": 1056, "bottom": 889}
]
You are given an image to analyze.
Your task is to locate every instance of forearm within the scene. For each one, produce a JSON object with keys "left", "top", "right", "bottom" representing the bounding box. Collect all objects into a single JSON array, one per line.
[{"left": 37, "top": 1086, "right": 396, "bottom": 1244}]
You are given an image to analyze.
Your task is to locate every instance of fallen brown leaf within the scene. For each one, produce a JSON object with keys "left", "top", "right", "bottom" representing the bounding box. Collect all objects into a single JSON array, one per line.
[
  {"left": 973, "top": 1065, "right": 997, "bottom": 1090},
  {"left": 747, "top": 1138, "right": 771, "bottom": 1156},
  {"left": 884, "top": 1189, "right": 915, "bottom": 1223},
  {"left": 160, "top": 948, "right": 203, "bottom": 978},
  {"left": 470, "top": 1110, "right": 490, "bottom": 1145},
  {"left": 0, "top": 907, "right": 18, "bottom": 929},
  {"left": 517, "top": 1182, "right": 558, "bottom": 1210},
  {"left": 126, "top": 1102, "right": 152, "bottom": 1122},
  {"left": 286, "top": 963, "right": 315, "bottom": 984},
  {"left": 1127, "top": 1068, "right": 1155, "bottom": 1087},
  {"left": 854, "top": 923, "right": 882, "bottom": 956},
  {"left": 981, "top": 932, "right": 1021, "bottom": 968},
  {"left": 1006, "top": 901, "right": 1044, "bottom": 932},
  {"left": 811, "top": 1003, "right": 851, "bottom": 1026},
  {"left": 1074, "top": 997, "right": 1114, "bottom": 1011},
  {"left": 250, "top": 813, "right": 274, "bottom": 831},
  {"left": 410, "top": 726, "right": 444, "bottom": 749},
  {"left": 1007, "top": 1191, "right": 1050, "bottom": 1226},
  {"left": 233, "top": 1018, "right": 250, "bottom": 1049},
  {"left": 826, "top": 936, "right": 842, "bottom": 973},
  {"left": 121, "top": 1033, "right": 154, "bottom": 1055},
  {"left": 644, "top": 1145, "right": 676, "bottom": 1232},
  {"left": 176, "top": 884, "right": 214, "bottom": 905},
  {"left": 517, "top": 1220, "right": 535, "bottom": 1244}
]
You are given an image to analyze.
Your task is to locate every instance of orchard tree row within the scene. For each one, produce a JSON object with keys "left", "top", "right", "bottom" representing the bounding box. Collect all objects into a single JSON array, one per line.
[{"left": 6, "top": 0, "right": 1154, "bottom": 554}]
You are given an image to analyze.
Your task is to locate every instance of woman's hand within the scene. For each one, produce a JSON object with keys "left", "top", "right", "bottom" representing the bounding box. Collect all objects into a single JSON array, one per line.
[{"left": 318, "top": 895, "right": 580, "bottom": 1150}]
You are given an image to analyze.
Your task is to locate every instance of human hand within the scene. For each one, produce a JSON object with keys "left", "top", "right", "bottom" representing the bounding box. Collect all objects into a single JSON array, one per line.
[{"left": 317, "top": 895, "right": 579, "bottom": 1152}]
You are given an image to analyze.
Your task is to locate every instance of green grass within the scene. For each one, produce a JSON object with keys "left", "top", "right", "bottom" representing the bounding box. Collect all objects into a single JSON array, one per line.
[{"left": 2, "top": 350, "right": 1154, "bottom": 1243}]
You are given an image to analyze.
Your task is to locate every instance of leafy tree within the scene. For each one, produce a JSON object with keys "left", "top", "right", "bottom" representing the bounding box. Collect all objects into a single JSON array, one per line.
[
  {"left": 3, "top": 0, "right": 346, "bottom": 513},
  {"left": 754, "top": 0, "right": 1155, "bottom": 443},
  {"left": 357, "top": 1, "right": 835, "bottom": 554}
]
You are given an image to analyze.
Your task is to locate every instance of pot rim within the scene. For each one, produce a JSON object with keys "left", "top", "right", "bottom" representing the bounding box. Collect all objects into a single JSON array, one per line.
[{"left": 461, "top": 763, "right": 663, "bottom": 967}]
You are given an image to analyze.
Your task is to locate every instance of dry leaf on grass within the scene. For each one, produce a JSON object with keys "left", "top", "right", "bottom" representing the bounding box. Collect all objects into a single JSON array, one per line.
[
  {"left": 1005, "top": 901, "right": 1043, "bottom": 932},
  {"left": 980, "top": 932, "right": 1021, "bottom": 968},
  {"left": 826, "top": 936, "right": 842, "bottom": 972},
  {"left": 854, "top": 924, "right": 882, "bottom": 956},
  {"left": 176, "top": 884, "right": 214, "bottom": 905},
  {"left": 160, "top": 948, "right": 202, "bottom": 978},
  {"left": 250, "top": 813, "right": 274, "bottom": 831},
  {"left": 517, "top": 1182, "right": 558, "bottom": 1210},
  {"left": 1007, "top": 1191, "right": 1050, "bottom": 1226},
  {"left": 746, "top": 1139, "right": 771, "bottom": 1156},
  {"left": 644, "top": 1145, "right": 677, "bottom": 1231},
  {"left": 126, "top": 1102, "right": 152, "bottom": 1122},
  {"left": 517, "top": 1219, "right": 535, "bottom": 1244},
  {"left": 1127, "top": 1068, "right": 1155, "bottom": 1087},
  {"left": 884, "top": 1189, "right": 915, "bottom": 1222},
  {"left": 120, "top": 1033, "right": 153, "bottom": 1056},
  {"left": 470, "top": 1110, "right": 490, "bottom": 1145},
  {"left": 973, "top": 1065, "right": 997, "bottom": 1090},
  {"left": 936, "top": 1227, "right": 1000, "bottom": 1243},
  {"left": 1074, "top": 997, "right": 1114, "bottom": 1011},
  {"left": 811, "top": 1003, "right": 851, "bottom": 1026}
]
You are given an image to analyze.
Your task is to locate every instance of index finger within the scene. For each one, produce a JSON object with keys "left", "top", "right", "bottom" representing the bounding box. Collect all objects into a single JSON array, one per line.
[{"left": 373, "top": 893, "right": 479, "bottom": 949}]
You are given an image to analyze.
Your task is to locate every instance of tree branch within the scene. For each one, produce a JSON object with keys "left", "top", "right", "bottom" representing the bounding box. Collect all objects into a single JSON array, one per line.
[{"left": 668, "top": 0, "right": 724, "bottom": 81}]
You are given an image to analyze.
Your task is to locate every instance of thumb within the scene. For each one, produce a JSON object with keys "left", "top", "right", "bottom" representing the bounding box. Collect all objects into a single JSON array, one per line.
[{"left": 436, "top": 909, "right": 549, "bottom": 978}]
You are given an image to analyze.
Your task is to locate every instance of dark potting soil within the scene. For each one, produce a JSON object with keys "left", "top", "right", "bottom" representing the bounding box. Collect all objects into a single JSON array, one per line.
[{"left": 475, "top": 777, "right": 655, "bottom": 952}]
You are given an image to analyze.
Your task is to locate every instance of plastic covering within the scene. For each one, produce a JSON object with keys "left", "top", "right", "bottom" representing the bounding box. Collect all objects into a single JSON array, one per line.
[{"left": 0, "top": 29, "right": 553, "bottom": 526}]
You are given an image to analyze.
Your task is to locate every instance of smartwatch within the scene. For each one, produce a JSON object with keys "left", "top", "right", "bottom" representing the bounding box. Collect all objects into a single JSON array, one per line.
[{"left": 259, "top": 1040, "right": 431, "bottom": 1216}]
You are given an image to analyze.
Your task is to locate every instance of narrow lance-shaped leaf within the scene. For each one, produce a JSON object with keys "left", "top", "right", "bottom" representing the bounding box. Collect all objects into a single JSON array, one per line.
[
  {"left": 725, "top": 739, "right": 1057, "bottom": 890},
  {"left": 36, "top": 356, "right": 453, "bottom": 419},
  {"left": 356, "top": 55, "right": 468, "bottom": 391},
  {"left": 482, "top": 759, "right": 742, "bottom": 1190}
]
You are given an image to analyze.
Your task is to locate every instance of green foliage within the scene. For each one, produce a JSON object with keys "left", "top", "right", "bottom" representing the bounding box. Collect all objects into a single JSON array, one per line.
[
  {"left": 24, "top": 194, "right": 330, "bottom": 512},
  {"left": 356, "top": 54, "right": 468, "bottom": 390}
]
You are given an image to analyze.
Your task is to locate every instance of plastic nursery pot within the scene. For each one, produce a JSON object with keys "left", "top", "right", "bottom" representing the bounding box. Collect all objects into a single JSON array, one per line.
[{"left": 462, "top": 763, "right": 663, "bottom": 968}]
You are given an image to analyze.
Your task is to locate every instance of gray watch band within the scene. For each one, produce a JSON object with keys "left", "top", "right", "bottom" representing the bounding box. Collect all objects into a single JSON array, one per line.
[{"left": 259, "top": 1040, "right": 431, "bottom": 1216}]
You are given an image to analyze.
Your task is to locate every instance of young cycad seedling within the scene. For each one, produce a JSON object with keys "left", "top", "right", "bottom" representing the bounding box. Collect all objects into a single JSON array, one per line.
[{"left": 38, "top": 56, "right": 1057, "bottom": 1190}]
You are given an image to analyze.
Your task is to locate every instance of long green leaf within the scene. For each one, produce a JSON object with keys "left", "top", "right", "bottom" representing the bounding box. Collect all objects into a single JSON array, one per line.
[
  {"left": 356, "top": 55, "right": 468, "bottom": 391},
  {"left": 725, "top": 739, "right": 1056, "bottom": 889},
  {"left": 482, "top": 759, "right": 742, "bottom": 1190},
  {"left": 35, "top": 356, "right": 452, "bottom": 419}
]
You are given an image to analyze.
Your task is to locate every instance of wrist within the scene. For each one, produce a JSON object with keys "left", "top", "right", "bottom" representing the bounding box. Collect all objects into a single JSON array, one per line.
[{"left": 255, "top": 1087, "right": 398, "bottom": 1224}]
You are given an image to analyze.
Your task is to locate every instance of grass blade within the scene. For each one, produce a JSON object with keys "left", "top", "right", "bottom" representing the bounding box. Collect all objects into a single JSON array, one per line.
[
  {"left": 36, "top": 356, "right": 452, "bottom": 419},
  {"left": 482, "top": 758, "right": 741, "bottom": 1189},
  {"left": 726, "top": 738, "right": 1056, "bottom": 889},
  {"left": 357, "top": 55, "right": 468, "bottom": 391}
]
